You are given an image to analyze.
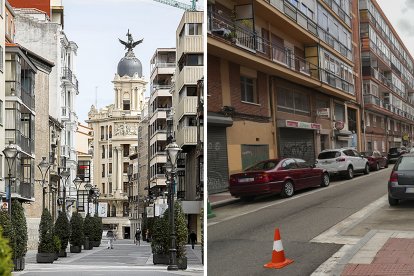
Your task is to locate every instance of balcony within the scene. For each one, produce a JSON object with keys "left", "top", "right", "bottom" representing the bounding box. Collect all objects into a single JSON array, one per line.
[
  {"left": 176, "top": 66, "right": 203, "bottom": 92},
  {"left": 5, "top": 81, "right": 35, "bottom": 110},
  {"left": 62, "top": 67, "right": 79, "bottom": 92},
  {"left": 5, "top": 130, "right": 34, "bottom": 156},
  {"left": 61, "top": 145, "right": 70, "bottom": 158},
  {"left": 176, "top": 126, "right": 204, "bottom": 149},
  {"left": 364, "top": 94, "right": 414, "bottom": 121},
  {"left": 177, "top": 96, "right": 197, "bottom": 121},
  {"left": 177, "top": 35, "right": 203, "bottom": 59},
  {"left": 11, "top": 181, "right": 34, "bottom": 200},
  {"left": 321, "top": 0, "right": 351, "bottom": 27},
  {"left": 362, "top": 67, "right": 407, "bottom": 99}
]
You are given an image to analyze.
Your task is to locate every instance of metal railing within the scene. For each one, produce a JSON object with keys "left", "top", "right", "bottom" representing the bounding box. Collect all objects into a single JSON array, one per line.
[
  {"left": 363, "top": 67, "right": 407, "bottom": 99},
  {"left": 364, "top": 94, "right": 414, "bottom": 121},
  {"left": 5, "top": 130, "right": 34, "bottom": 156},
  {"left": 62, "top": 67, "right": 79, "bottom": 91},
  {"left": 321, "top": 0, "right": 351, "bottom": 27},
  {"left": 5, "top": 81, "right": 35, "bottom": 109}
]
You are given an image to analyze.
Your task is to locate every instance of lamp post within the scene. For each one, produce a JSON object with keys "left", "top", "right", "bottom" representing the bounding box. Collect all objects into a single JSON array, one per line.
[
  {"left": 3, "top": 142, "right": 20, "bottom": 217},
  {"left": 59, "top": 168, "right": 71, "bottom": 213},
  {"left": 73, "top": 176, "right": 82, "bottom": 212},
  {"left": 84, "top": 182, "right": 92, "bottom": 215},
  {"left": 165, "top": 140, "right": 181, "bottom": 271},
  {"left": 37, "top": 157, "right": 51, "bottom": 211},
  {"left": 92, "top": 186, "right": 100, "bottom": 215}
]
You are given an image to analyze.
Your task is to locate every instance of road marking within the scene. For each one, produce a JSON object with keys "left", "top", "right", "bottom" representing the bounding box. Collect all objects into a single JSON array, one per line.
[{"left": 208, "top": 169, "right": 390, "bottom": 227}]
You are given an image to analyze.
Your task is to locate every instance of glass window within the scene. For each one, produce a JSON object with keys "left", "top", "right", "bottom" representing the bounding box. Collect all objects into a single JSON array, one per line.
[
  {"left": 77, "top": 161, "right": 90, "bottom": 182},
  {"left": 123, "top": 100, "right": 130, "bottom": 111},
  {"left": 188, "top": 23, "right": 202, "bottom": 35},
  {"left": 281, "top": 159, "right": 298, "bottom": 169},
  {"left": 240, "top": 76, "right": 257, "bottom": 103}
]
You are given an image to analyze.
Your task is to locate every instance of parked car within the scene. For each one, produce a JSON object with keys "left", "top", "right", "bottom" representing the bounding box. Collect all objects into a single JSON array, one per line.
[
  {"left": 388, "top": 147, "right": 408, "bottom": 163},
  {"left": 315, "top": 148, "right": 370, "bottom": 179},
  {"left": 228, "top": 158, "right": 329, "bottom": 201},
  {"left": 388, "top": 153, "right": 414, "bottom": 206},
  {"left": 361, "top": 151, "right": 388, "bottom": 171}
]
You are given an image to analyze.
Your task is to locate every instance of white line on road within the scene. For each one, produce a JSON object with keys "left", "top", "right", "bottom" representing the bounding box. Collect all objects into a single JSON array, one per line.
[{"left": 208, "top": 169, "right": 390, "bottom": 227}]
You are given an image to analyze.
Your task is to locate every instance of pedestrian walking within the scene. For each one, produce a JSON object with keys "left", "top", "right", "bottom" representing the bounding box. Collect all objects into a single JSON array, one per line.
[
  {"left": 189, "top": 230, "right": 197, "bottom": 249},
  {"left": 135, "top": 229, "right": 141, "bottom": 246},
  {"left": 107, "top": 230, "right": 115, "bottom": 249}
]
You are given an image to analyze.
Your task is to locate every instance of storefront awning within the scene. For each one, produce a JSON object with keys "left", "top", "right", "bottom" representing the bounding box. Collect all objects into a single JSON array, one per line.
[{"left": 208, "top": 113, "right": 233, "bottom": 127}]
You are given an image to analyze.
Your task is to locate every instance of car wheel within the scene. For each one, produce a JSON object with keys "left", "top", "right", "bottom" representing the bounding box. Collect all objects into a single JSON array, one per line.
[
  {"left": 376, "top": 163, "right": 380, "bottom": 171},
  {"left": 388, "top": 195, "right": 399, "bottom": 206},
  {"left": 345, "top": 166, "right": 354, "bottom": 179},
  {"left": 321, "top": 173, "right": 330, "bottom": 187},
  {"left": 240, "top": 196, "right": 255, "bottom": 202},
  {"left": 364, "top": 163, "right": 370, "bottom": 174},
  {"left": 281, "top": 181, "right": 294, "bottom": 198}
]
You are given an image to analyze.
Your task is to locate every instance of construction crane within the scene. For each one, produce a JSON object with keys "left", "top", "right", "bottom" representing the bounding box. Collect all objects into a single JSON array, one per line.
[{"left": 153, "top": 0, "right": 197, "bottom": 11}]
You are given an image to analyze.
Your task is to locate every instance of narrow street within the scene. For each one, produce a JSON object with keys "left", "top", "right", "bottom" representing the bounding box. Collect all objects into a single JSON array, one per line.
[
  {"left": 15, "top": 240, "right": 203, "bottom": 276},
  {"left": 207, "top": 168, "right": 392, "bottom": 276}
]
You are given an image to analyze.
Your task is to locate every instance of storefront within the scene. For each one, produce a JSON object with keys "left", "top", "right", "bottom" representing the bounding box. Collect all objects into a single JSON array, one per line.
[{"left": 277, "top": 120, "right": 320, "bottom": 163}]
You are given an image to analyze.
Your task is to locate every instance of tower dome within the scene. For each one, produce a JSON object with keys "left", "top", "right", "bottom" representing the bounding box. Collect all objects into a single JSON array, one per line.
[{"left": 117, "top": 51, "right": 142, "bottom": 77}]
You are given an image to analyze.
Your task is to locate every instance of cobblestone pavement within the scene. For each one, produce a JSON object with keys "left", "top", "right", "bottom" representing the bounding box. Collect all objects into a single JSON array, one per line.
[{"left": 14, "top": 240, "right": 204, "bottom": 276}]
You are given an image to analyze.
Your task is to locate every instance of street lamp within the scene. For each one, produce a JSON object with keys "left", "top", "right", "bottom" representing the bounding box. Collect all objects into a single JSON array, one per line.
[
  {"left": 37, "top": 157, "right": 51, "bottom": 211},
  {"left": 3, "top": 142, "right": 20, "bottom": 217},
  {"left": 73, "top": 176, "right": 82, "bottom": 211},
  {"left": 84, "top": 182, "right": 92, "bottom": 215},
  {"left": 92, "top": 185, "right": 100, "bottom": 215},
  {"left": 165, "top": 140, "right": 181, "bottom": 271},
  {"left": 59, "top": 168, "right": 71, "bottom": 212}
]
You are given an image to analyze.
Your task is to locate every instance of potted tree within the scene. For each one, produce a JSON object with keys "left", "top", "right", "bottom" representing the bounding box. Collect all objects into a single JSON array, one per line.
[
  {"left": 11, "top": 199, "right": 28, "bottom": 270},
  {"left": 53, "top": 236, "right": 61, "bottom": 260},
  {"left": 83, "top": 215, "right": 93, "bottom": 250},
  {"left": 54, "top": 211, "right": 70, "bottom": 257},
  {"left": 170, "top": 202, "right": 188, "bottom": 270},
  {"left": 151, "top": 216, "right": 169, "bottom": 265},
  {"left": 0, "top": 211, "right": 16, "bottom": 262},
  {"left": 0, "top": 226, "right": 13, "bottom": 276},
  {"left": 69, "top": 212, "right": 84, "bottom": 253},
  {"left": 36, "top": 209, "right": 55, "bottom": 264},
  {"left": 91, "top": 215, "right": 103, "bottom": 247}
]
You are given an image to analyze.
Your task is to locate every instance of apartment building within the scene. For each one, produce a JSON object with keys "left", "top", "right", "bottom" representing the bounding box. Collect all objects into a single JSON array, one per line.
[
  {"left": 0, "top": 1, "right": 6, "bottom": 200},
  {"left": 10, "top": 0, "right": 79, "bottom": 213},
  {"left": 173, "top": 11, "right": 204, "bottom": 237},
  {"left": 148, "top": 48, "right": 175, "bottom": 196},
  {"left": 360, "top": 0, "right": 414, "bottom": 152},
  {"left": 207, "top": 0, "right": 362, "bottom": 193},
  {"left": 87, "top": 33, "right": 147, "bottom": 239}
]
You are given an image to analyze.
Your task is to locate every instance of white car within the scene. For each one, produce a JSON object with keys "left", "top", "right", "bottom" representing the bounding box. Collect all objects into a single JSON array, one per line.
[{"left": 316, "top": 148, "right": 370, "bottom": 179}]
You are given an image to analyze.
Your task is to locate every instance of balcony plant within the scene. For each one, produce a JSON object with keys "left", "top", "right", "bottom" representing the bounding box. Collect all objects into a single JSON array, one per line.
[
  {"left": 36, "top": 209, "right": 55, "bottom": 264},
  {"left": 11, "top": 199, "right": 27, "bottom": 271},
  {"left": 0, "top": 226, "right": 13, "bottom": 276},
  {"left": 69, "top": 212, "right": 84, "bottom": 253},
  {"left": 54, "top": 211, "right": 70, "bottom": 257},
  {"left": 83, "top": 215, "right": 93, "bottom": 250}
]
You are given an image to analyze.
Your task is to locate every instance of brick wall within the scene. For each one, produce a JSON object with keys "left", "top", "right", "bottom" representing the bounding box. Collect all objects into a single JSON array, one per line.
[
  {"left": 207, "top": 54, "right": 222, "bottom": 112},
  {"left": 229, "top": 62, "right": 269, "bottom": 117}
]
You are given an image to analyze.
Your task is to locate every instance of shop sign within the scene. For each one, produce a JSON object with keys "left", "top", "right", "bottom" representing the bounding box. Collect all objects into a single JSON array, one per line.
[
  {"left": 317, "top": 108, "right": 330, "bottom": 118},
  {"left": 403, "top": 133, "right": 410, "bottom": 141},
  {"left": 285, "top": 120, "right": 321, "bottom": 130},
  {"left": 335, "top": 121, "right": 345, "bottom": 130},
  {"left": 146, "top": 206, "right": 154, "bottom": 218}
]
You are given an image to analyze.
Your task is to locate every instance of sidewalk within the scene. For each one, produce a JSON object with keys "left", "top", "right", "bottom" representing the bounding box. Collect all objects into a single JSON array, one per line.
[
  {"left": 313, "top": 230, "right": 414, "bottom": 275},
  {"left": 209, "top": 191, "right": 238, "bottom": 208}
]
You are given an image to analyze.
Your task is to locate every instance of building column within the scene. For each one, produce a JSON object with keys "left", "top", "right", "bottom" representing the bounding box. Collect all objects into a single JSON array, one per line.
[{"left": 117, "top": 147, "right": 123, "bottom": 192}]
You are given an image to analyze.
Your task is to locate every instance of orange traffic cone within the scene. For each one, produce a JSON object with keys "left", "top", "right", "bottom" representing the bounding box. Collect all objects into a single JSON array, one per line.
[{"left": 264, "top": 228, "right": 294, "bottom": 269}]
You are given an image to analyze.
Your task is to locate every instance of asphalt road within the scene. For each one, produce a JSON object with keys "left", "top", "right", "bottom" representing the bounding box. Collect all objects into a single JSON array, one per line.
[{"left": 207, "top": 168, "right": 392, "bottom": 276}]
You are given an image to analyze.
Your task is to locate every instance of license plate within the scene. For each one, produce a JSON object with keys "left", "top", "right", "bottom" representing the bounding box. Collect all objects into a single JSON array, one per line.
[
  {"left": 238, "top": 178, "right": 254, "bottom": 183},
  {"left": 406, "top": 188, "right": 414, "bottom": 193}
]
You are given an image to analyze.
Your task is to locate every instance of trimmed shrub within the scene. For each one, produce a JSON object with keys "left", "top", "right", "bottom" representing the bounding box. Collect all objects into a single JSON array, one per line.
[
  {"left": 83, "top": 215, "right": 93, "bottom": 239},
  {"left": 172, "top": 202, "right": 188, "bottom": 259},
  {"left": 53, "top": 236, "right": 61, "bottom": 254},
  {"left": 69, "top": 213, "right": 84, "bottom": 247},
  {"left": 151, "top": 216, "right": 169, "bottom": 255},
  {"left": 91, "top": 215, "right": 103, "bottom": 242},
  {"left": 54, "top": 211, "right": 70, "bottom": 251},
  {"left": 38, "top": 209, "right": 54, "bottom": 254},
  {"left": 0, "top": 226, "right": 13, "bottom": 276},
  {"left": 0, "top": 211, "right": 15, "bottom": 259},
  {"left": 11, "top": 199, "right": 27, "bottom": 258}
]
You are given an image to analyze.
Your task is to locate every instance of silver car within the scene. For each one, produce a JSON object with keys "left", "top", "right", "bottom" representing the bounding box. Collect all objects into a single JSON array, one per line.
[{"left": 316, "top": 148, "right": 370, "bottom": 179}]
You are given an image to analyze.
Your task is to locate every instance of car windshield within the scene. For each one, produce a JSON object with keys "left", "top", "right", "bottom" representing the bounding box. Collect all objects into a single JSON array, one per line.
[
  {"left": 245, "top": 160, "right": 279, "bottom": 171},
  {"left": 361, "top": 151, "right": 373, "bottom": 157},
  {"left": 318, "top": 151, "right": 340, "bottom": 159},
  {"left": 389, "top": 148, "right": 399, "bottom": 153},
  {"left": 396, "top": 156, "right": 414, "bottom": 170}
]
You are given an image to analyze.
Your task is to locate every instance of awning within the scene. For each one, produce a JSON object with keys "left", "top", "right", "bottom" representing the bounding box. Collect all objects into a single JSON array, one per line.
[{"left": 207, "top": 113, "right": 233, "bottom": 127}]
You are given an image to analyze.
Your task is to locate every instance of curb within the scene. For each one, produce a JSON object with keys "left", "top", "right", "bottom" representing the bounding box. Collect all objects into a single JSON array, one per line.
[{"left": 211, "top": 198, "right": 239, "bottom": 209}]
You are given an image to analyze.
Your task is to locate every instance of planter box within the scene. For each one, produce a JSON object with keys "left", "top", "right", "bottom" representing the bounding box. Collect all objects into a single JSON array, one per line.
[
  {"left": 13, "top": 257, "right": 25, "bottom": 271},
  {"left": 178, "top": 257, "right": 187, "bottom": 270},
  {"left": 70, "top": 245, "right": 82, "bottom": 253},
  {"left": 153, "top": 254, "right": 169, "bottom": 265},
  {"left": 91, "top": 240, "right": 101, "bottom": 247},
  {"left": 54, "top": 253, "right": 58, "bottom": 260},
  {"left": 36, "top": 253, "right": 54, "bottom": 264},
  {"left": 84, "top": 238, "right": 92, "bottom": 250},
  {"left": 58, "top": 250, "right": 67, "bottom": 257}
]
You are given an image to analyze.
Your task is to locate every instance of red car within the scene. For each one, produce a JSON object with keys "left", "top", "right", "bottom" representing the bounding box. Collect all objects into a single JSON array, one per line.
[
  {"left": 229, "top": 158, "right": 329, "bottom": 201},
  {"left": 361, "top": 151, "right": 388, "bottom": 171}
]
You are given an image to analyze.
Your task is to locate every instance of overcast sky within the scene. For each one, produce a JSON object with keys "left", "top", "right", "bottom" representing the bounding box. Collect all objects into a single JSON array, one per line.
[{"left": 63, "top": 0, "right": 201, "bottom": 123}]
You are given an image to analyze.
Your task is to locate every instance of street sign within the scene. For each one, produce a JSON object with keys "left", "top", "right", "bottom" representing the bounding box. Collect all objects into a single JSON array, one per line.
[
  {"left": 1, "top": 202, "right": 8, "bottom": 211},
  {"left": 317, "top": 108, "right": 330, "bottom": 118}
]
